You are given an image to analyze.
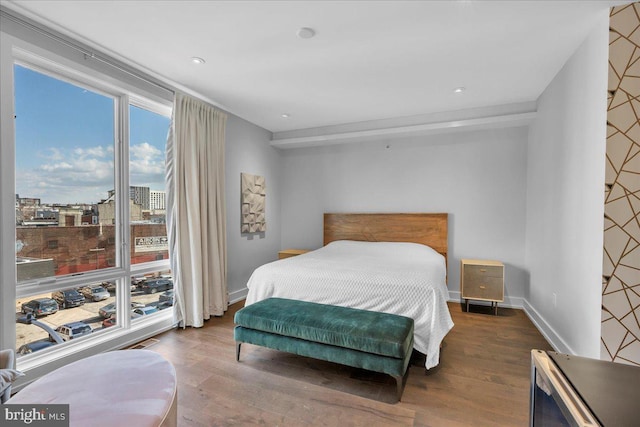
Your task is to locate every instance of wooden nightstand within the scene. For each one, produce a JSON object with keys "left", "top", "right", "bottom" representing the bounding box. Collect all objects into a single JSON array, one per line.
[
  {"left": 460, "top": 259, "right": 504, "bottom": 315},
  {"left": 278, "top": 249, "right": 310, "bottom": 259}
]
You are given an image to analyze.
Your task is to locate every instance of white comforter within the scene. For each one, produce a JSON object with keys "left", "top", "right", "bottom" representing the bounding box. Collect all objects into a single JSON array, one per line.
[{"left": 245, "top": 240, "right": 454, "bottom": 369}]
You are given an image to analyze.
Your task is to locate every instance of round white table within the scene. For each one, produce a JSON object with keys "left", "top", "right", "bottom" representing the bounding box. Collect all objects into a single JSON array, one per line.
[{"left": 8, "top": 350, "right": 177, "bottom": 427}]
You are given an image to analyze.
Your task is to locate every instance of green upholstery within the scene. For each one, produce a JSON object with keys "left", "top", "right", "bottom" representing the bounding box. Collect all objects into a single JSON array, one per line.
[
  {"left": 234, "top": 298, "right": 414, "bottom": 359},
  {"left": 234, "top": 298, "right": 415, "bottom": 401},
  {"left": 234, "top": 326, "right": 412, "bottom": 377}
]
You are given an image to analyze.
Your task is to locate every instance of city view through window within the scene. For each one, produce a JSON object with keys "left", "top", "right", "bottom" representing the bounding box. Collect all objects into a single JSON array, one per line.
[{"left": 14, "top": 64, "right": 172, "bottom": 355}]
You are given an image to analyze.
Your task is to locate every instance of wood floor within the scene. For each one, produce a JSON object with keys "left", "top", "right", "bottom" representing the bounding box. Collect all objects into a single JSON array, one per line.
[{"left": 150, "top": 301, "right": 552, "bottom": 427}]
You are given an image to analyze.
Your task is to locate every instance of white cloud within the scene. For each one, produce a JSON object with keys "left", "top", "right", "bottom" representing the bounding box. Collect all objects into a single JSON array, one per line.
[
  {"left": 41, "top": 162, "right": 73, "bottom": 172},
  {"left": 130, "top": 142, "right": 165, "bottom": 185},
  {"left": 130, "top": 142, "right": 160, "bottom": 159},
  {"left": 74, "top": 146, "right": 108, "bottom": 158},
  {"left": 16, "top": 142, "right": 165, "bottom": 204},
  {"left": 45, "top": 147, "right": 64, "bottom": 161}
]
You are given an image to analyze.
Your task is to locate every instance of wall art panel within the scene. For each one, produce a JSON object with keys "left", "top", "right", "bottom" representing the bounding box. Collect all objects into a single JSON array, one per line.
[{"left": 241, "top": 173, "right": 266, "bottom": 233}]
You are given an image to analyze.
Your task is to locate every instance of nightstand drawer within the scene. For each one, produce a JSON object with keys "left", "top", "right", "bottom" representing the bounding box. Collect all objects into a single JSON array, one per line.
[
  {"left": 462, "top": 276, "right": 504, "bottom": 301},
  {"left": 463, "top": 264, "right": 503, "bottom": 280}
]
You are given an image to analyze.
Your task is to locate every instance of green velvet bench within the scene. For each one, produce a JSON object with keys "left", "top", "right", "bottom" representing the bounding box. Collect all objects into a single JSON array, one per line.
[{"left": 234, "top": 297, "right": 414, "bottom": 401}]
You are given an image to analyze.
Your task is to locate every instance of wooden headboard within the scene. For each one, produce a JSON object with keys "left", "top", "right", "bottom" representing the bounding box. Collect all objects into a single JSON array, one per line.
[{"left": 323, "top": 213, "right": 448, "bottom": 262}]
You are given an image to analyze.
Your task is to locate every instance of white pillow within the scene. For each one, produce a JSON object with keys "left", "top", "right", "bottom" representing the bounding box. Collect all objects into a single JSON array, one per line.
[{"left": 0, "top": 368, "right": 24, "bottom": 391}]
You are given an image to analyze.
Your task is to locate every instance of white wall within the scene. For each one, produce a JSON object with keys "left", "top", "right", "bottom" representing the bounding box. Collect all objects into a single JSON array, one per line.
[
  {"left": 280, "top": 127, "right": 529, "bottom": 302},
  {"left": 524, "top": 12, "right": 609, "bottom": 358},
  {"left": 225, "top": 114, "right": 281, "bottom": 302}
]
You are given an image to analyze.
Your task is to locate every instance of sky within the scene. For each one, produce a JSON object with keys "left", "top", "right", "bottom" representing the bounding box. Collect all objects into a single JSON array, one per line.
[{"left": 14, "top": 64, "right": 170, "bottom": 205}]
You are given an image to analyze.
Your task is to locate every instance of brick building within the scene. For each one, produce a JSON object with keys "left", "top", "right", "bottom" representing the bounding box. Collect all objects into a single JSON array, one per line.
[{"left": 15, "top": 223, "right": 168, "bottom": 277}]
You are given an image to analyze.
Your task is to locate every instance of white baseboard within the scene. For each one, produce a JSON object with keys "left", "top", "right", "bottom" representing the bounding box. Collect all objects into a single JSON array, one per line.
[
  {"left": 229, "top": 287, "right": 248, "bottom": 305},
  {"left": 447, "top": 290, "right": 524, "bottom": 309},
  {"left": 521, "top": 299, "right": 574, "bottom": 355},
  {"left": 448, "top": 290, "right": 572, "bottom": 354}
]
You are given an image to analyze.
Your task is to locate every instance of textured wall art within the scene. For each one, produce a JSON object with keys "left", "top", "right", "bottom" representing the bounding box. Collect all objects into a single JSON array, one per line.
[
  {"left": 601, "top": 3, "right": 640, "bottom": 366},
  {"left": 241, "top": 173, "right": 266, "bottom": 233}
]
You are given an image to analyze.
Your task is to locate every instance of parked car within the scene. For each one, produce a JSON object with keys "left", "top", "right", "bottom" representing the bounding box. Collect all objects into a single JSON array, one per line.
[
  {"left": 131, "top": 276, "right": 147, "bottom": 289},
  {"left": 157, "top": 301, "right": 173, "bottom": 310},
  {"left": 53, "top": 321, "right": 92, "bottom": 341},
  {"left": 140, "top": 279, "right": 173, "bottom": 294},
  {"left": 52, "top": 289, "right": 85, "bottom": 309},
  {"left": 20, "top": 298, "right": 59, "bottom": 317},
  {"left": 132, "top": 306, "right": 159, "bottom": 316},
  {"left": 158, "top": 290, "right": 174, "bottom": 305},
  {"left": 17, "top": 340, "right": 57, "bottom": 355},
  {"left": 104, "top": 281, "right": 137, "bottom": 292},
  {"left": 80, "top": 285, "right": 110, "bottom": 302},
  {"left": 98, "top": 301, "right": 145, "bottom": 319},
  {"left": 102, "top": 315, "right": 116, "bottom": 328}
]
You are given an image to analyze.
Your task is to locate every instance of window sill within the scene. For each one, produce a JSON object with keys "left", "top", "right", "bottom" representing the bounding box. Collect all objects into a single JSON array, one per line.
[{"left": 15, "top": 309, "right": 176, "bottom": 389}]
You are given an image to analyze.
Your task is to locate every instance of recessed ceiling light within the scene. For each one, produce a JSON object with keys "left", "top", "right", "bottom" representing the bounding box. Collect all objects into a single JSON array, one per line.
[
  {"left": 281, "top": 114, "right": 290, "bottom": 118},
  {"left": 454, "top": 87, "right": 466, "bottom": 94},
  {"left": 297, "top": 27, "right": 315, "bottom": 39},
  {"left": 191, "top": 57, "right": 206, "bottom": 65}
]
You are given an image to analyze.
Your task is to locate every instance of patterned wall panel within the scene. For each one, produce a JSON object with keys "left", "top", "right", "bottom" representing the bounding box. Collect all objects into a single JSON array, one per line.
[{"left": 601, "top": 3, "right": 640, "bottom": 366}]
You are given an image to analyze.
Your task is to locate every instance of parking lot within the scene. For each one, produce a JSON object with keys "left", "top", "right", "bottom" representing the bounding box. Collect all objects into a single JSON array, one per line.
[{"left": 15, "top": 288, "right": 169, "bottom": 350}]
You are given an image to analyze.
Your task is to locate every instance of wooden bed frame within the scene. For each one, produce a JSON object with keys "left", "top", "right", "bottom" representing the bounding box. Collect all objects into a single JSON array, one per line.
[{"left": 323, "top": 213, "right": 448, "bottom": 264}]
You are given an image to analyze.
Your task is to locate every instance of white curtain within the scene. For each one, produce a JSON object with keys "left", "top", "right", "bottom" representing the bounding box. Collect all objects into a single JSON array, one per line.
[{"left": 166, "top": 93, "right": 228, "bottom": 327}]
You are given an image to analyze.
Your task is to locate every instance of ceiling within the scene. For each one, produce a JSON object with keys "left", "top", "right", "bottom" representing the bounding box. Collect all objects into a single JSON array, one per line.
[{"left": 2, "top": 1, "right": 625, "bottom": 133}]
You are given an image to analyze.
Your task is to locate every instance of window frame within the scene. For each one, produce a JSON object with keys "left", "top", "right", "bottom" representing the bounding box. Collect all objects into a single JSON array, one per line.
[
  {"left": 1, "top": 31, "right": 174, "bottom": 371},
  {"left": 14, "top": 57, "right": 125, "bottom": 291}
]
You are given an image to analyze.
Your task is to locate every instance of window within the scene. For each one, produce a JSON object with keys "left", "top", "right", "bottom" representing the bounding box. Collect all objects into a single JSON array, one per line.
[
  {"left": 129, "top": 104, "right": 170, "bottom": 266},
  {"left": 10, "top": 57, "right": 172, "bottom": 359},
  {"left": 127, "top": 104, "right": 171, "bottom": 327},
  {"left": 15, "top": 64, "right": 116, "bottom": 278}
]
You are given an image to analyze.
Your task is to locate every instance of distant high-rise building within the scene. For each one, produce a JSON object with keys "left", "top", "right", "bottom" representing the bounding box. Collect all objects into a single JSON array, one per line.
[
  {"left": 129, "top": 186, "right": 150, "bottom": 210},
  {"left": 150, "top": 190, "right": 166, "bottom": 210}
]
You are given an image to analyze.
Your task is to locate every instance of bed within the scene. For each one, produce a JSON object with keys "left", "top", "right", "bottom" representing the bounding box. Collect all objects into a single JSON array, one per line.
[{"left": 244, "top": 213, "right": 454, "bottom": 369}]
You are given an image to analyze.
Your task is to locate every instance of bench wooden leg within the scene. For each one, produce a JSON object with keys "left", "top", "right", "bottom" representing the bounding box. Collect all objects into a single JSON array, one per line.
[
  {"left": 236, "top": 342, "right": 241, "bottom": 361},
  {"left": 393, "top": 374, "right": 405, "bottom": 402}
]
